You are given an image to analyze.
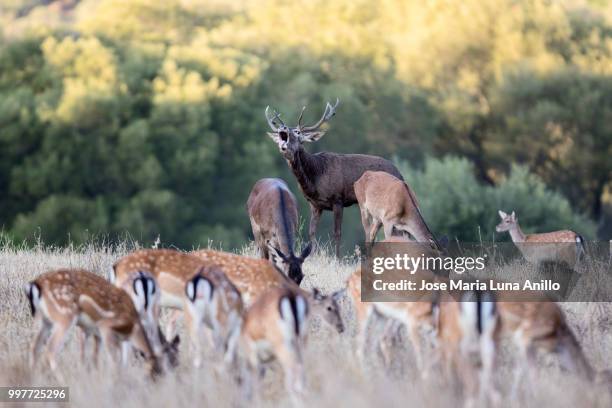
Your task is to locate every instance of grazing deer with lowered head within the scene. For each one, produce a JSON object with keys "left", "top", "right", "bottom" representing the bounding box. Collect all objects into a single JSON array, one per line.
[
  {"left": 112, "top": 249, "right": 243, "bottom": 367},
  {"left": 496, "top": 210, "right": 585, "bottom": 270},
  {"left": 239, "top": 286, "right": 310, "bottom": 400},
  {"left": 494, "top": 293, "right": 594, "bottom": 394},
  {"left": 347, "top": 237, "right": 440, "bottom": 373},
  {"left": 26, "top": 269, "right": 178, "bottom": 378},
  {"left": 191, "top": 249, "right": 345, "bottom": 332},
  {"left": 246, "top": 178, "right": 312, "bottom": 284},
  {"left": 354, "top": 170, "right": 440, "bottom": 249},
  {"left": 265, "top": 99, "right": 403, "bottom": 257},
  {"left": 437, "top": 290, "right": 500, "bottom": 407},
  {"left": 107, "top": 269, "right": 170, "bottom": 361}
]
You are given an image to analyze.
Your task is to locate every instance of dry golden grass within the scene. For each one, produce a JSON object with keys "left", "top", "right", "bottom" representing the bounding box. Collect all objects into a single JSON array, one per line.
[{"left": 1, "top": 240, "right": 611, "bottom": 407}]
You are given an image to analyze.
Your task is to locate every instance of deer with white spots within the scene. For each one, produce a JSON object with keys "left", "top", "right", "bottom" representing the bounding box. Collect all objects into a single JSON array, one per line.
[
  {"left": 25, "top": 269, "right": 178, "bottom": 378},
  {"left": 112, "top": 249, "right": 243, "bottom": 367},
  {"left": 436, "top": 290, "right": 500, "bottom": 407},
  {"left": 239, "top": 286, "right": 310, "bottom": 399},
  {"left": 496, "top": 210, "right": 586, "bottom": 270},
  {"left": 246, "top": 178, "right": 312, "bottom": 284},
  {"left": 190, "top": 249, "right": 345, "bottom": 334}
]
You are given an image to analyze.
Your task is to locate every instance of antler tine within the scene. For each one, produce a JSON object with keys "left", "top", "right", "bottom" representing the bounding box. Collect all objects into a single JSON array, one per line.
[
  {"left": 297, "top": 106, "right": 306, "bottom": 129},
  {"left": 265, "top": 106, "right": 285, "bottom": 131},
  {"left": 302, "top": 98, "right": 340, "bottom": 132}
]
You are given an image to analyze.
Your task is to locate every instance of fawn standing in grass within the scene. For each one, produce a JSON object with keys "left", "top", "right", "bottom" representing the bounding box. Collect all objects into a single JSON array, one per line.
[{"left": 496, "top": 210, "right": 585, "bottom": 270}]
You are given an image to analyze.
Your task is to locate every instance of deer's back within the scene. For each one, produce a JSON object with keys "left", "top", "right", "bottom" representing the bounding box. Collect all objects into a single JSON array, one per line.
[
  {"left": 355, "top": 171, "right": 416, "bottom": 218},
  {"left": 191, "top": 249, "right": 296, "bottom": 307},
  {"left": 247, "top": 178, "right": 298, "bottom": 233}
]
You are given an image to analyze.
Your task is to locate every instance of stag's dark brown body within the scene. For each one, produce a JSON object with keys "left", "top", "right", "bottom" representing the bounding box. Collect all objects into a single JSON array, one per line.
[{"left": 288, "top": 150, "right": 403, "bottom": 211}]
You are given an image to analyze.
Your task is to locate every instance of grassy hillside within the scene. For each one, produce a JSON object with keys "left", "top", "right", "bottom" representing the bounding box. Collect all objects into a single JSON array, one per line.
[{"left": 1, "top": 241, "right": 611, "bottom": 406}]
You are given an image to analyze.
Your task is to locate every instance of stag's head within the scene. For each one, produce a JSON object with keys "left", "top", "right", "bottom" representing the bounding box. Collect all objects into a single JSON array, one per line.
[{"left": 265, "top": 99, "right": 340, "bottom": 160}]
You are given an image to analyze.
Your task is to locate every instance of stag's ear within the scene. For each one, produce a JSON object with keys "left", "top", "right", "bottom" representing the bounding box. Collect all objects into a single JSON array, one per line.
[
  {"left": 299, "top": 131, "right": 326, "bottom": 143},
  {"left": 267, "top": 132, "right": 281, "bottom": 143},
  {"left": 312, "top": 287, "right": 324, "bottom": 300},
  {"left": 511, "top": 211, "right": 516, "bottom": 221},
  {"left": 498, "top": 210, "right": 507, "bottom": 219}
]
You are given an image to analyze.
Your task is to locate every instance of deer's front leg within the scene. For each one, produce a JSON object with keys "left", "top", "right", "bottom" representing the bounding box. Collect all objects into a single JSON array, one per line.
[
  {"left": 308, "top": 203, "right": 322, "bottom": 245},
  {"left": 333, "top": 203, "right": 343, "bottom": 257}
]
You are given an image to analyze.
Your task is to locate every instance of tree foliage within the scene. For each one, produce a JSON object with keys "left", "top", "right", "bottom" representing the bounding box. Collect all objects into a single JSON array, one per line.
[{"left": 0, "top": 0, "right": 609, "bottom": 248}]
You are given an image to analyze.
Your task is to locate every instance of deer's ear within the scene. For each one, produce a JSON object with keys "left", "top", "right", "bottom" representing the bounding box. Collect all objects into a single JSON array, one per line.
[
  {"left": 299, "top": 131, "right": 326, "bottom": 143},
  {"left": 511, "top": 211, "right": 516, "bottom": 221},
  {"left": 498, "top": 210, "right": 507, "bottom": 219},
  {"left": 299, "top": 242, "right": 312, "bottom": 260},
  {"left": 268, "top": 243, "right": 289, "bottom": 272},
  {"left": 267, "top": 132, "right": 281, "bottom": 143}
]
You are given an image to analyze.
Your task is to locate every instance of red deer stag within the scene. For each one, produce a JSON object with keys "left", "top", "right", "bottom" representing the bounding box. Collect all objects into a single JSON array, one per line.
[
  {"left": 246, "top": 178, "right": 312, "bottom": 284},
  {"left": 265, "top": 99, "right": 403, "bottom": 256}
]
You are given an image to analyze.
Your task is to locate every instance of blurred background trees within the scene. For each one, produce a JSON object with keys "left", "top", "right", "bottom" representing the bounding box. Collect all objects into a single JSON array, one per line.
[{"left": 0, "top": 0, "right": 610, "bottom": 251}]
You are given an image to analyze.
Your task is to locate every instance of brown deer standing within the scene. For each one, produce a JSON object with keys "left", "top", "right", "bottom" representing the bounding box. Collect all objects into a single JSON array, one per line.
[
  {"left": 265, "top": 99, "right": 403, "bottom": 256},
  {"left": 246, "top": 178, "right": 312, "bottom": 284},
  {"left": 354, "top": 170, "right": 440, "bottom": 248},
  {"left": 496, "top": 210, "right": 585, "bottom": 270}
]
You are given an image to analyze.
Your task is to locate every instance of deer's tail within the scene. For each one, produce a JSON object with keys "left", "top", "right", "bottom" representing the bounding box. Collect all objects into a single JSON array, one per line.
[
  {"left": 277, "top": 186, "right": 295, "bottom": 257},
  {"left": 575, "top": 234, "right": 587, "bottom": 262},
  {"left": 25, "top": 281, "right": 41, "bottom": 317}
]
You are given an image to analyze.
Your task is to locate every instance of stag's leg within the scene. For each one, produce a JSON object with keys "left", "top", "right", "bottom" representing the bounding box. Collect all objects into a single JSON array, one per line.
[
  {"left": 308, "top": 203, "right": 322, "bottom": 246},
  {"left": 333, "top": 203, "right": 343, "bottom": 257}
]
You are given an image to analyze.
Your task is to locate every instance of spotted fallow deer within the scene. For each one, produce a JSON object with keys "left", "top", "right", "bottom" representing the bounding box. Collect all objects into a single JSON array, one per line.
[
  {"left": 346, "top": 238, "right": 439, "bottom": 374},
  {"left": 239, "top": 286, "right": 310, "bottom": 399},
  {"left": 246, "top": 178, "right": 312, "bottom": 284},
  {"left": 354, "top": 170, "right": 440, "bottom": 249},
  {"left": 112, "top": 249, "right": 243, "bottom": 367},
  {"left": 107, "top": 269, "right": 166, "bottom": 359},
  {"left": 190, "top": 249, "right": 344, "bottom": 332},
  {"left": 265, "top": 99, "right": 403, "bottom": 257},
  {"left": 437, "top": 290, "right": 499, "bottom": 407},
  {"left": 494, "top": 293, "right": 594, "bottom": 393},
  {"left": 496, "top": 210, "right": 585, "bottom": 269},
  {"left": 25, "top": 269, "right": 177, "bottom": 378}
]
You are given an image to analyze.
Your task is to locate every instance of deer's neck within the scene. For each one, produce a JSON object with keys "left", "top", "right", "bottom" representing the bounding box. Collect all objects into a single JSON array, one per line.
[
  {"left": 287, "top": 148, "right": 321, "bottom": 199},
  {"left": 509, "top": 223, "right": 526, "bottom": 243}
]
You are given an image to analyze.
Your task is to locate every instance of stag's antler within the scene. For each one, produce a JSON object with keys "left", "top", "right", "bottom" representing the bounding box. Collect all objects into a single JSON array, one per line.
[
  {"left": 265, "top": 106, "right": 286, "bottom": 131},
  {"left": 300, "top": 98, "right": 340, "bottom": 132},
  {"left": 296, "top": 106, "right": 307, "bottom": 129}
]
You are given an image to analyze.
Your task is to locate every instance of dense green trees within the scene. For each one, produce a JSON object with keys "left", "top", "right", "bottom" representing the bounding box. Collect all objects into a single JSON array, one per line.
[{"left": 0, "top": 0, "right": 609, "bottom": 250}]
